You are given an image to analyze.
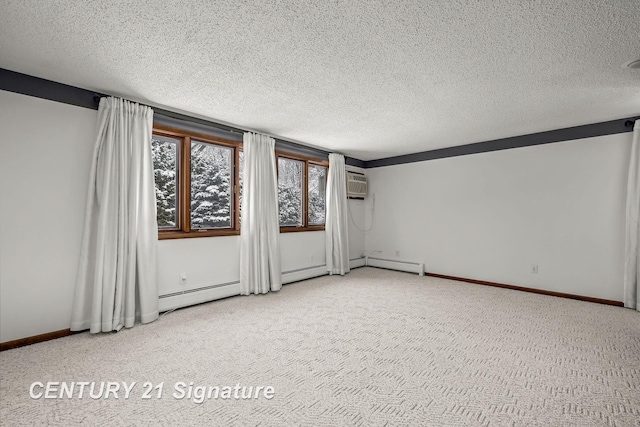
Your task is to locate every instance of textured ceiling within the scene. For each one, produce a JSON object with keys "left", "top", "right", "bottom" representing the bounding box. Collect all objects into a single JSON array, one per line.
[{"left": 1, "top": 1, "right": 639, "bottom": 161}]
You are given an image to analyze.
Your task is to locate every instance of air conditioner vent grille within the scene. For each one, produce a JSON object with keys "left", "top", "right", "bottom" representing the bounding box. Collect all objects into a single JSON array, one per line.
[{"left": 346, "top": 171, "right": 367, "bottom": 199}]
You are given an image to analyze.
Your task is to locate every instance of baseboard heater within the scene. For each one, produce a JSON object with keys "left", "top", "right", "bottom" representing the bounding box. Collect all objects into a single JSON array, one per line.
[
  {"left": 281, "top": 264, "right": 328, "bottom": 284},
  {"left": 159, "top": 264, "right": 330, "bottom": 312},
  {"left": 159, "top": 280, "right": 241, "bottom": 312},
  {"left": 365, "top": 256, "right": 424, "bottom": 276},
  {"left": 350, "top": 257, "right": 367, "bottom": 269}
]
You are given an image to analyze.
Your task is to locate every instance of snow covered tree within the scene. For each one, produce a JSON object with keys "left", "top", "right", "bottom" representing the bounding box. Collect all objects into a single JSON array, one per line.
[
  {"left": 238, "top": 150, "right": 244, "bottom": 224},
  {"left": 308, "top": 165, "right": 326, "bottom": 224},
  {"left": 151, "top": 138, "right": 327, "bottom": 231},
  {"left": 151, "top": 138, "right": 178, "bottom": 227},
  {"left": 278, "top": 157, "right": 303, "bottom": 226},
  {"left": 190, "top": 142, "right": 232, "bottom": 228}
]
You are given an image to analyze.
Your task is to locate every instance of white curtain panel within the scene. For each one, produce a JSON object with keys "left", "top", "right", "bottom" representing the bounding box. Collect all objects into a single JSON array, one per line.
[
  {"left": 624, "top": 120, "right": 640, "bottom": 310},
  {"left": 326, "top": 153, "right": 350, "bottom": 275},
  {"left": 71, "top": 97, "right": 159, "bottom": 333},
  {"left": 239, "top": 132, "right": 282, "bottom": 295}
]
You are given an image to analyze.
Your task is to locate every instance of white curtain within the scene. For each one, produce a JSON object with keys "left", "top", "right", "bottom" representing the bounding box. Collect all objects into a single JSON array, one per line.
[
  {"left": 71, "top": 97, "right": 159, "bottom": 333},
  {"left": 326, "top": 153, "right": 350, "bottom": 275},
  {"left": 239, "top": 133, "right": 282, "bottom": 294},
  {"left": 624, "top": 120, "right": 640, "bottom": 310}
]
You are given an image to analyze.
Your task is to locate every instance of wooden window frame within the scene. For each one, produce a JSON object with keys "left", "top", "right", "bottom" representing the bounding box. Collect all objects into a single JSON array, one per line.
[
  {"left": 276, "top": 151, "right": 328, "bottom": 233},
  {"left": 153, "top": 124, "right": 242, "bottom": 240}
]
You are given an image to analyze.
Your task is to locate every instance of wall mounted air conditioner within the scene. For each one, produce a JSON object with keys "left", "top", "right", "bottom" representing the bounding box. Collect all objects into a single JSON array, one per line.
[{"left": 346, "top": 171, "right": 367, "bottom": 199}]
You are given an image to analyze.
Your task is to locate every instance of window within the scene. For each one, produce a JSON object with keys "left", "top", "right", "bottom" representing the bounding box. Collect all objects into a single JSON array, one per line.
[
  {"left": 238, "top": 150, "right": 244, "bottom": 224},
  {"left": 151, "top": 124, "right": 327, "bottom": 238},
  {"left": 277, "top": 153, "right": 328, "bottom": 232},
  {"left": 152, "top": 125, "right": 241, "bottom": 239}
]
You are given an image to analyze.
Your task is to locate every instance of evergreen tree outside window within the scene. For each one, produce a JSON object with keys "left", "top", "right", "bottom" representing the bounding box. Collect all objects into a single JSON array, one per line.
[
  {"left": 151, "top": 135, "right": 179, "bottom": 228},
  {"left": 190, "top": 141, "right": 233, "bottom": 229},
  {"left": 278, "top": 157, "right": 304, "bottom": 226},
  {"left": 238, "top": 150, "right": 244, "bottom": 224},
  {"left": 308, "top": 164, "right": 327, "bottom": 225}
]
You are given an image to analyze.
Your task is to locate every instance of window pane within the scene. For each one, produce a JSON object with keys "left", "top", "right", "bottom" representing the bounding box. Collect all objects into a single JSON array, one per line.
[
  {"left": 238, "top": 150, "right": 244, "bottom": 225},
  {"left": 151, "top": 135, "right": 179, "bottom": 229},
  {"left": 278, "top": 157, "right": 303, "bottom": 226},
  {"left": 308, "top": 165, "right": 327, "bottom": 225},
  {"left": 190, "top": 141, "right": 233, "bottom": 229}
]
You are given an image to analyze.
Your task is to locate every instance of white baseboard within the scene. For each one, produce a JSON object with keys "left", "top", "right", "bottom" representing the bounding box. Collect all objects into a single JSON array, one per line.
[
  {"left": 366, "top": 257, "right": 424, "bottom": 276},
  {"left": 282, "top": 265, "right": 328, "bottom": 284},
  {"left": 350, "top": 257, "right": 366, "bottom": 269}
]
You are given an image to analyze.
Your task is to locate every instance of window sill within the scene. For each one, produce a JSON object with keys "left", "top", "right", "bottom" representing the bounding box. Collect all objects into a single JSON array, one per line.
[
  {"left": 158, "top": 226, "right": 326, "bottom": 239},
  {"left": 279, "top": 225, "right": 325, "bottom": 233},
  {"left": 158, "top": 229, "right": 240, "bottom": 240}
]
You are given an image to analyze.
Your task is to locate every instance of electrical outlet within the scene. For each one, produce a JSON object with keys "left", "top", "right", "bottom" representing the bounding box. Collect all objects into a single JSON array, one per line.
[
  {"left": 180, "top": 273, "right": 188, "bottom": 285},
  {"left": 531, "top": 264, "right": 538, "bottom": 274}
]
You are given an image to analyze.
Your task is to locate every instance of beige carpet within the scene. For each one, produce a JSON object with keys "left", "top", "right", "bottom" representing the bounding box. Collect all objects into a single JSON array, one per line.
[{"left": 1, "top": 267, "right": 639, "bottom": 426}]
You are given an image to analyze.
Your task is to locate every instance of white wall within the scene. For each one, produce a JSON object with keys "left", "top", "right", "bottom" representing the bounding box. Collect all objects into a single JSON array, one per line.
[
  {"left": 157, "top": 236, "right": 241, "bottom": 296},
  {"left": 0, "top": 90, "right": 365, "bottom": 342},
  {"left": 364, "top": 133, "right": 631, "bottom": 301},
  {"left": 0, "top": 90, "right": 96, "bottom": 342},
  {"left": 157, "top": 231, "right": 328, "bottom": 297}
]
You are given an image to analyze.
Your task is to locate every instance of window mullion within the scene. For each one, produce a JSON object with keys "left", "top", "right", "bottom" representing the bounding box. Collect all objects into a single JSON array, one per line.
[
  {"left": 234, "top": 147, "right": 239, "bottom": 230},
  {"left": 303, "top": 161, "right": 309, "bottom": 228},
  {"left": 182, "top": 136, "right": 191, "bottom": 233}
]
